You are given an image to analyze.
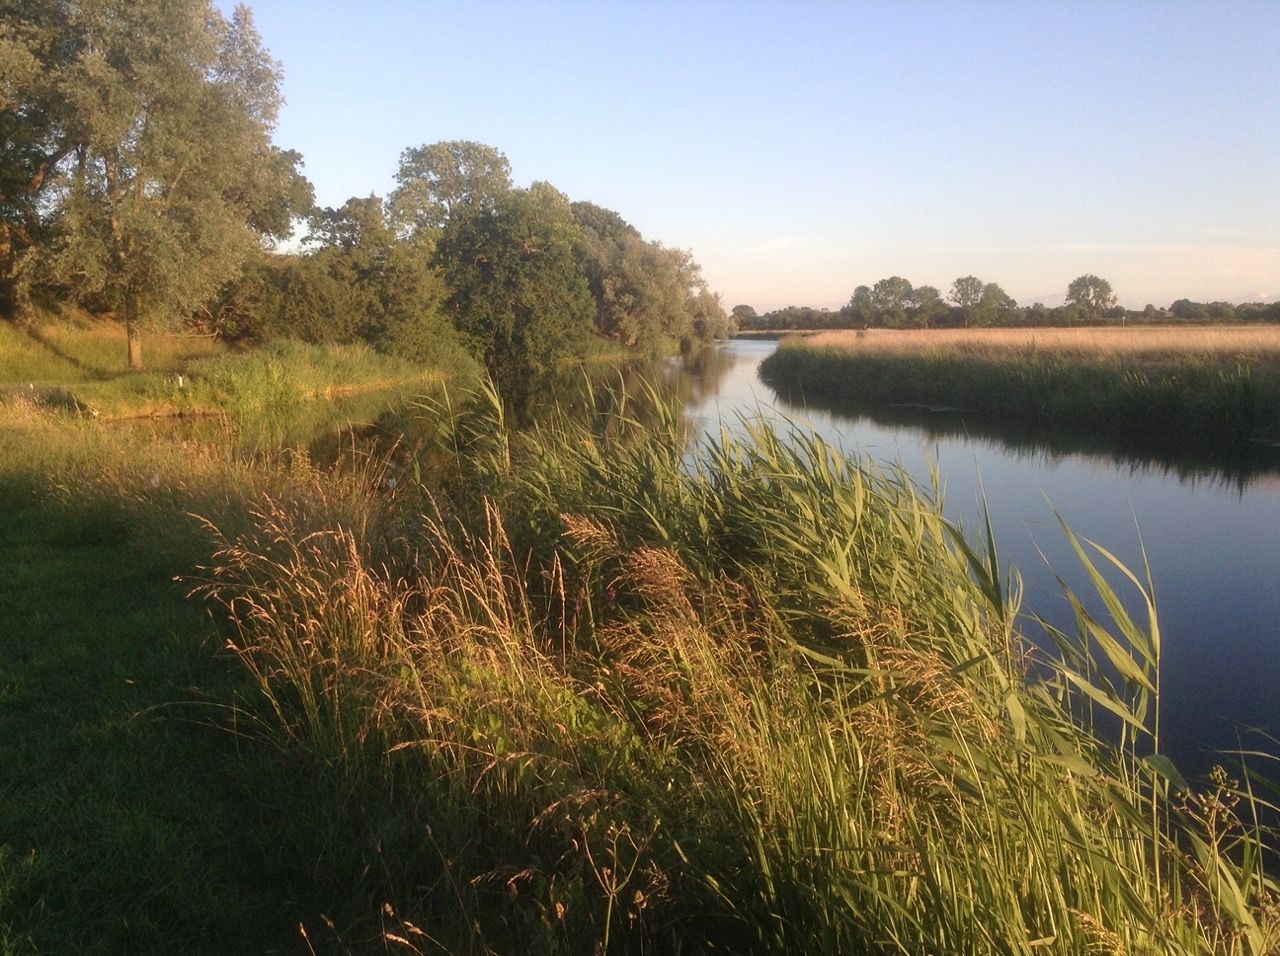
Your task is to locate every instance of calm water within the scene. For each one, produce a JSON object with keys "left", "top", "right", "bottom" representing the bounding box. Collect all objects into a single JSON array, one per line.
[{"left": 670, "top": 339, "right": 1280, "bottom": 776}]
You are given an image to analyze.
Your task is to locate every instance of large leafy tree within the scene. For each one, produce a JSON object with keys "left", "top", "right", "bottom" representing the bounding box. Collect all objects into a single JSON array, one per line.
[
  {"left": 842, "top": 285, "right": 874, "bottom": 328},
  {"left": 975, "top": 281, "right": 1016, "bottom": 327},
  {"left": 948, "top": 275, "right": 1015, "bottom": 327},
  {"left": 6, "top": 0, "right": 307, "bottom": 367},
  {"left": 0, "top": 0, "right": 81, "bottom": 317},
  {"left": 872, "top": 276, "right": 914, "bottom": 328},
  {"left": 435, "top": 181, "right": 594, "bottom": 397},
  {"left": 300, "top": 194, "right": 464, "bottom": 364},
  {"left": 389, "top": 140, "right": 512, "bottom": 239},
  {"left": 1065, "top": 274, "right": 1117, "bottom": 323},
  {"left": 909, "top": 284, "right": 945, "bottom": 328},
  {"left": 949, "top": 275, "right": 985, "bottom": 326},
  {"left": 571, "top": 200, "right": 717, "bottom": 353}
]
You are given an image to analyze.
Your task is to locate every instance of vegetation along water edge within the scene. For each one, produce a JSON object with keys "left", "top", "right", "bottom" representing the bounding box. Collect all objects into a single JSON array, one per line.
[{"left": 759, "top": 326, "right": 1280, "bottom": 451}]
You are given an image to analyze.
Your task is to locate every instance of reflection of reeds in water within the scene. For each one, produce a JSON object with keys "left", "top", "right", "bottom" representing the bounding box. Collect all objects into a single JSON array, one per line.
[
  {"left": 769, "top": 382, "right": 1280, "bottom": 492},
  {"left": 196, "top": 382, "right": 1278, "bottom": 953}
]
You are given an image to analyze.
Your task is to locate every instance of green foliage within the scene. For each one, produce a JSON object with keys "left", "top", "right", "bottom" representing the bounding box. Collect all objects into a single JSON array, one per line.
[
  {"left": 11, "top": 0, "right": 311, "bottom": 368},
  {"left": 0, "top": 0, "right": 78, "bottom": 318},
  {"left": 211, "top": 199, "right": 476, "bottom": 376},
  {"left": 572, "top": 200, "right": 729, "bottom": 352},
  {"left": 190, "top": 383, "right": 1279, "bottom": 952},
  {"left": 389, "top": 140, "right": 512, "bottom": 238},
  {"left": 950, "top": 274, "right": 986, "bottom": 311},
  {"left": 1067, "top": 274, "right": 1118, "bottom": 321},
  {"left": 436, "top": 182, "right": 596, "bottom": 399},
  {"left": 872, "top": 275, "right": 915, "bottom": 327},
  {"left": 5, "top": 373, "right": 1279, "bottom": 951}
]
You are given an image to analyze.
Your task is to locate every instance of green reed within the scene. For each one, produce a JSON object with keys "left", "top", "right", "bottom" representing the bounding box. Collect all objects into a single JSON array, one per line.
[
  {"left": 760, "top": 339, "right": 1280, "bottom": 449},
  {"left": 193, "top": 381, "right": 1278, "bottom": 953}
]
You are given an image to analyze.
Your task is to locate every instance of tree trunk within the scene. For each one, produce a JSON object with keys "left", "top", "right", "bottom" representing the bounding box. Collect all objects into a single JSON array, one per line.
[
  {"left": 0, "top": 222, "right": 14, "bottom": 321},
  {"left": 125, "top": 292, "right": 144, "bottom": 370}
]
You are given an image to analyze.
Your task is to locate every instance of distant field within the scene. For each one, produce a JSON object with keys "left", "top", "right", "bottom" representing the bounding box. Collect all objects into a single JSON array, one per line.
[{"left": 803, "top": 325, "right": 1280, "bottom": 364}]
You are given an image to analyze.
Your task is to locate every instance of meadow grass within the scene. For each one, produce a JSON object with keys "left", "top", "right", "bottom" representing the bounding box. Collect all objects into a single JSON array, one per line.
[
  {"left": 0, "top": 395, "right": 425, "bottom": 953},
  {"left": 760, "top": 326, "right": 1280, "bottom": 447},
  {"left": 804, "top": 326, "right": 1280, "bottom": 362}
]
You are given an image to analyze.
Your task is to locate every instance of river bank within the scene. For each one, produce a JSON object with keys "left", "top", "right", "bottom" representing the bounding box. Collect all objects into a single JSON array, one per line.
[{"left": 759, "top": 326, "right": 1280, "bottom": 450}]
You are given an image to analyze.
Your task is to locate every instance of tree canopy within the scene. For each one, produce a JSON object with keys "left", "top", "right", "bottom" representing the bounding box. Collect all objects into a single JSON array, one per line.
[
  {"left": 435, "top": 181, "right": 595, "bottom": 399},
  {"left": 389, "top": 140, "right": 512, "bottom": 240},
  {"left": 1066, "top": 274, "right": 1117, "bottom": 321},
  {"left": 0, "top": 7, "right": 741, "bottom": 386},
  {"left": 2, "top": 0, "right": 309, "bottom": 367}
]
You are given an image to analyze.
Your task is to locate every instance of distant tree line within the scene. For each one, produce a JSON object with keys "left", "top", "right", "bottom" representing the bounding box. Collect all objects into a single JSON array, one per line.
[
  {"left": 1, "top": 0, "right": 730, "bottom": 392},
  {"left": 735, "top": 274, "right": 1280, "bottom": 331}
]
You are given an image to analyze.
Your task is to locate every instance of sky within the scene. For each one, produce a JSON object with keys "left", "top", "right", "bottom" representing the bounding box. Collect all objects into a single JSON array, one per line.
[{"left": 221, "top": 0, "right": 1280, "bottom": 311}]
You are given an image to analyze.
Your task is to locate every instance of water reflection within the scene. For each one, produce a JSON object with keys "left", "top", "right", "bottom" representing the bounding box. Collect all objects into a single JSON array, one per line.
[{"left": 766, "top": 383, "right": 1280, "bottom": 495}]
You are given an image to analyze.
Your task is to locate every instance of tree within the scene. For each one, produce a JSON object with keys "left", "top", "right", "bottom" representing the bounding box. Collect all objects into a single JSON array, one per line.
[
  {"left": 872, "top": 276, "right": 914, "bottom": 327},
  {"left": 689, "top": 287, "right": 731, "bottom": 343},
  {"left": 909, "top": 284, "right": 945, "bottom": 328},
  {"left": 22, "top": 1, "right": 307, "bottom": 368},
  {"left": 1065, "top": 274, "right": 1117, "bottom": 323},
  {"left": 571, "top": 200, "right": 722, "bottom": 352},
  {"left": 435, "top": 181, "right": 594, "bottom": 398},
  {"left": 949, "top": 276, "right": 986, "bottom": 326},
  {"left": 1, "top": 0, "right": 111, "bottom": 319},
  {"left": 978, "top": 282, "right": 1016, "bottom": 326},
  {"left": 842, "top": 285, "right": 875, "bottom": 328},
  {"left": 730, "top": 304, "right": 758, "bottom": 329},
  {"left": 389, "top": 140, "right": 512, "bottom": 238}
]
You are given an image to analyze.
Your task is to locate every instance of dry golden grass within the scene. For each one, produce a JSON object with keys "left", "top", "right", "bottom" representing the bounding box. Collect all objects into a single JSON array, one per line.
[
  {"left": 27, "top": 313, "right": 230, "bottom": 375},
  {"left": 804, "top": 325, "right": 1280, "bottom": 364}
]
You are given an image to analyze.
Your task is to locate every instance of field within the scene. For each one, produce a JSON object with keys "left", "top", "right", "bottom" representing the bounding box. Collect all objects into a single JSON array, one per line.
[
  {"left": 2, "top": 321, "right": 1279, "bottom": 952},
  {"left": 803, "top": 325, "right": 1280, "bottom": 362},
  {"left": 760, "top": 325, "right": 1280, "bottom": 449}
]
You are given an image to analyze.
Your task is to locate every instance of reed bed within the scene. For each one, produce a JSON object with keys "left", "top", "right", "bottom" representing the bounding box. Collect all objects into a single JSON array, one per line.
[
  {"left": 191, "top": 383, "right": 1278, "bottom": 953},
  {"left": 804, "top": 326, "right": 1280, "bottom": 364},
  {"left": 761, "top": 327, "right": 1280, "bottom": 447}
]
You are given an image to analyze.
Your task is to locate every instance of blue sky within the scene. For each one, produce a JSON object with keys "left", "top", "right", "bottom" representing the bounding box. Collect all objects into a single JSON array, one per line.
[{"left": 226, "top": 0, "right": 1280, "bottom": 310}]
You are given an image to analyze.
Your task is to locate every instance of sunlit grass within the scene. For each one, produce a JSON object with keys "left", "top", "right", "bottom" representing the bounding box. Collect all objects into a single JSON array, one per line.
[
  {"left": 1, "top": 314, "right": 452, "bottom": 420},
  {"left": 805, "top": 325, "right": 1280, "bottom": 364}
]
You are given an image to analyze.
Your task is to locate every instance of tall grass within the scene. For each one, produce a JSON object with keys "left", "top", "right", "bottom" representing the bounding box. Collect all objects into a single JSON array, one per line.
[
  {"left": 194, "top": 382, "right": 1279, "bottom": 952},
  {"left": 760, "top": 328, "right": 1280, "bottom": 449}
]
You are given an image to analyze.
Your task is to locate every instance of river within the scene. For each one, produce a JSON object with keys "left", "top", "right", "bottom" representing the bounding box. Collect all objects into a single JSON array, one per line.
[{"left": 669, "top": 338, "right": 1280, "bottom": 776}]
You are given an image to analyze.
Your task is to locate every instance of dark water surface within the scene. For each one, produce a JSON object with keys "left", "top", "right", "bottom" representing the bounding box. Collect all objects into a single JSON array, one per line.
[{"left": 671, "top": 339, "right": 1280, "bottom": 777}]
